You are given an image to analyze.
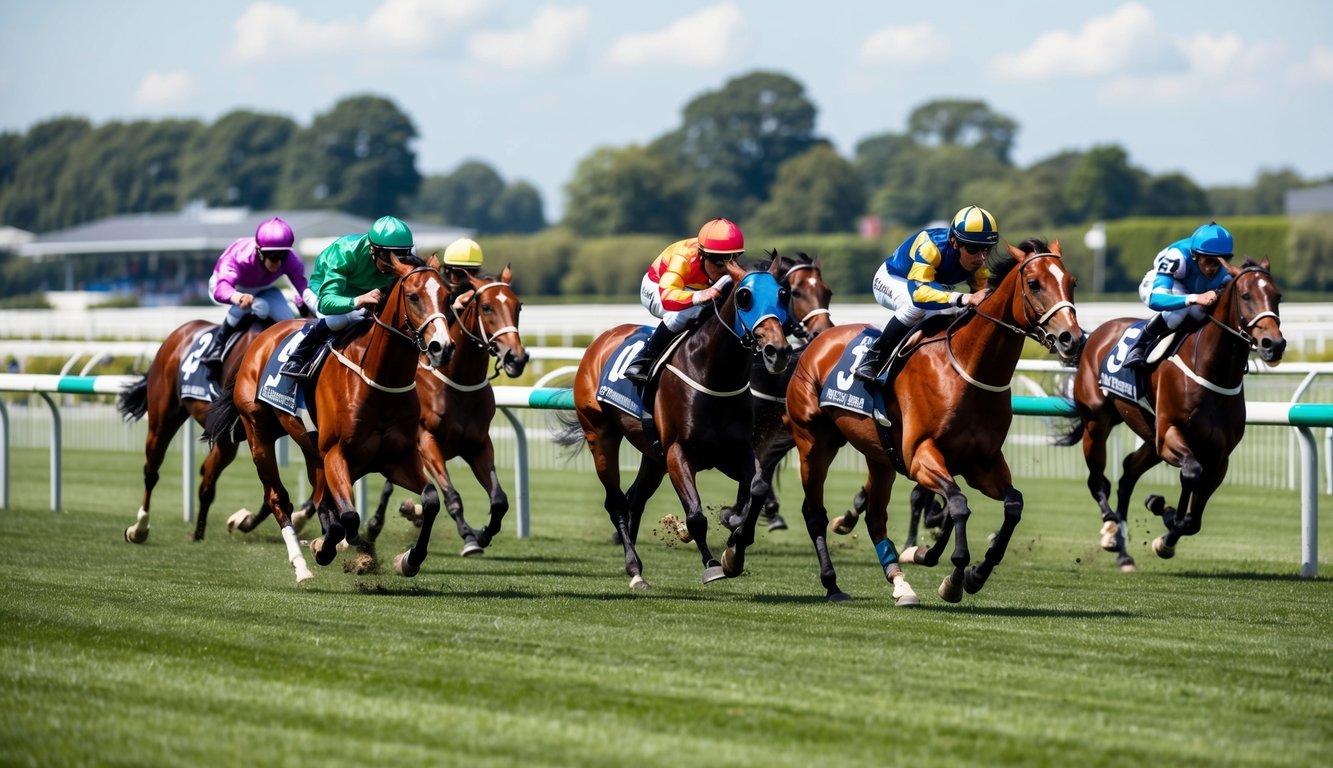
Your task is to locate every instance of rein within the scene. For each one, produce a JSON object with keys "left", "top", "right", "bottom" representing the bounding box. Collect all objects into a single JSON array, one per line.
[
  {"left": 1172, "top": 266, "right": 1279, "bottom": 397},
  {"left": 341, "top": 265, "right": 444, "bottom": 391},
  {"left": 783, "top": 262, "right": 831, "bottom": 341},
  {"left": 447, "top": 280, "right": 520, "bottom": 384}
]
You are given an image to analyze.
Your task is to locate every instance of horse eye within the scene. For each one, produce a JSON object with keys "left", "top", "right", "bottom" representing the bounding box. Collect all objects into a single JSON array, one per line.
[
  {"left": 1027, "top": 280, "right": 1041, "bottom": 292},
  {"left": 736, "top": 288, "right": 753, "bottom": 311},
  {"left": 1241, "top": 292, "right": 1251, "bottom": 301},
  {"left": 778, "top": 287, "right": 791, "bottom": 305}
]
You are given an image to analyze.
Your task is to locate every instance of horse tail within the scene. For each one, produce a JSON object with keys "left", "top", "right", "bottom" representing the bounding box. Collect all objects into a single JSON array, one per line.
[
  {"left": 550, "top": 411, "right": 587, "bottom": 458},
  {"left": 202, "top": 380, "right": 240, "bottom": 446},
  {"left": 115, "top": 375, "right": 149, "bottom": 422},
  {"left": 1052, "top": 407, "right": 1084, "bottom": 447}
]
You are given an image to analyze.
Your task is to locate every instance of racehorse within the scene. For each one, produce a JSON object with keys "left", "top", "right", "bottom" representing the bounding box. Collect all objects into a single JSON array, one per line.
[
  {"left": 785, "top": 239, "right": 1083, "bottom": 604},
  {"left": 368, "top": 265, "right": 529, "bottom": 556},
  {"left": 117, "top": 314, "right": 277, "bottom": 543},
  {"left": 556, "top": 257, "right": 792, "bottom": 589},
  {"left": 204, "top": 253, "right": 454, "bottom": 584},
  {"left": 718, "top": 251, "right": 833, "bottom": 532},
  {"left": 1056, "top": 257, "right": 1285, "bottom": 571}
]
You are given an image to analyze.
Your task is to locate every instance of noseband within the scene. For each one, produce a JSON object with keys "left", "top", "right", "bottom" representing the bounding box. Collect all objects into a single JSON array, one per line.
[
  {"left": 783, "top": 263, "right": 830, "bottom": 341},
  {"left": 1205, "top": 266, "right": 1280, "bottom": 350},
  {"left": 372, "top": 266, "right": 448, "bottom": 354}
]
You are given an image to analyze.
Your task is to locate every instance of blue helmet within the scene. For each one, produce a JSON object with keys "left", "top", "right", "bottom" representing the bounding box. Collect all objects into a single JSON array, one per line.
[
  {"left": 1190, "top": 221, "right": 1233, "bottom": 257},
  {"left": 951, "top": 205, "right": 1000, "bottom": 246}
]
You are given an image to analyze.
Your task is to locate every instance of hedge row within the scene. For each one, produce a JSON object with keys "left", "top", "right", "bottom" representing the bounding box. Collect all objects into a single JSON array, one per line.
[{"left": 473, "top": 215, "right": 1332, "bottom": 300}]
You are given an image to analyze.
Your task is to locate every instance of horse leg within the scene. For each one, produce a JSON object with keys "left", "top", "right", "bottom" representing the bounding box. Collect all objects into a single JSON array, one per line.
[
  {"left": 795, "top": 432, "right": 849, "bottom": 601},
  {"left": 365, "top": 478, "right": 393, "bottom": 548},
  {"left": 959, "top": 457, "right": 1020, "bottom": 595},
  {"left": 756, "top": 433, "right": 790, "bottom": 531},
  {"left": 126, "top": 406, "right": 189, "bottom": 544},
  {"left": 830, "top": 483, "right": 866, "bottom": 535},
  {"left": 721, "top": 452, "right": 764, "bottom": 578},
  {"left": 861, "top": 465, "right": 918, "bottom": 607},
  {"left": 1078, "top": 413, "right": 1138, "bottom": 571},
  {"left": 192, "top": 439, "right": 239, "bottom": 542},
  {"left": 1116, "top": 439, "right": 1163, "bottom": 567},
  {"left": 466, "top": 440, "right": 509, "bottom": 550},
  {"left": 905, "top": 442, "right": 970, "bottom": 603},
  {"left": 1156, "top": 452, "right": 1223, "bottom": 558},
  {"left": 383, "top": 458, "right": 443, "bottom": 578},
  {"left": 247, "top": 429, "right": 312, "bottom": 583},
  {"left": 310, "top": 445, "right": 357, "bottom": 567},
  {"left": 664, "top": 445, "right": 723, "bottom": 584},
  {"left": 586, "top": 425, "right": 647, "bottom": 589},
  {"left": 625, "top": 458, "right": 666, "bottom": 546}
]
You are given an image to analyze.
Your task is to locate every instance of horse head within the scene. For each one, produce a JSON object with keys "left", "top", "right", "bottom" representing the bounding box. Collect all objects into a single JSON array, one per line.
[
  {"left": 444, "top": 264, "right": 530, "bottom": 378},
  {"left": 776, "top": 250, "right": 834, "bottom": 342},
  {"left": 1218, "top": 256, "right": 1286, "bottom": 366},
  {"left": 380, "top": 253, "right": 453, "bottom": 369},
  {"left": 724, "top": 256, "right": 792, "bottom": 375},
  {"left": 998, "top": 239, "right": 1084, "bottom": 365}
]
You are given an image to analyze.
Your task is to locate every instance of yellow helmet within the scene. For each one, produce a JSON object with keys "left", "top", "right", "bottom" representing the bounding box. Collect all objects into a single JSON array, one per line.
[{"left": 442, "top": 238, "right": 484, "bottom": 268}]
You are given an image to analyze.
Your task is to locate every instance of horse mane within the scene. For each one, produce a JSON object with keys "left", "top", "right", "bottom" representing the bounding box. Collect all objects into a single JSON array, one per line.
[{"left": 987, "top": 238, "right": 1050, "bottom": 289}]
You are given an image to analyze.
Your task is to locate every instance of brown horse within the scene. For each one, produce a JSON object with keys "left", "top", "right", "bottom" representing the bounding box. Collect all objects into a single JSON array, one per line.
[
  {"left": 204, "top": 254, "right": 454, "bottom": 584},
  {"left": 369, "top": 265, "right": 530, "bottom": 556},
  {"left": 1057, "top": 257, "right": 1285, "bottom": 571},
  {"left": 556, "top": 257, "right": 793, "bottom": 589},
  {"left": 117, "top": 314, "right": 276, "bottom": 543},
  {"left": 785, "top": 239, "right": 1083, "bottom": 604}
]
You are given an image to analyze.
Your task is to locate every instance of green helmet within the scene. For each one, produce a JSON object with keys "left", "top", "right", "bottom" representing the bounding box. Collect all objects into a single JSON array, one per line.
[{"left": 368, "top": 216, "right": 413, "bottom": 249}]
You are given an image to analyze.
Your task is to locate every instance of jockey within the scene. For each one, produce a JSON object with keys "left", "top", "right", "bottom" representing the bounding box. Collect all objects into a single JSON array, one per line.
[
  {"left": 442, "top": 237, "right": 484, "bottom": 276},
  {"left": 853, "top": 205, "right": 998, "bottom": 384},
  {"left": 623, "top": 218, "right": 744, "bottom": 384},
  {"left": 1121, "top": 221, "right": 1234, "bottom": 369},
  {"left": 278, "top": 215, "right": 415, "bottom": 380},
  {"left": 200, "top": 217, "right": 309, "bottom": 366}
]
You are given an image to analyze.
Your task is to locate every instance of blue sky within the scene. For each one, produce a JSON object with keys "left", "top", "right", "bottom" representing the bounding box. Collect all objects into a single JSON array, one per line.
[{"left": 3, "top": 1, "right": 1331, "bottom": 220}]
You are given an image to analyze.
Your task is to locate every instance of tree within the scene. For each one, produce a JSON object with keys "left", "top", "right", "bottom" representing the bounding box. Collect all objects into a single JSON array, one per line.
[
  {"left": 489, "top": 181, "right": 545, "bottom": 234},
  {"left": 1253, "top": 168, "right": 1308, "bottom": 214},
  {"left": 752, "top": 146, "right": 866, "bottom": 234},
  {"left": 853, "top": 132, "right": 917, "bottom": 193},
  {"left": 1136, "top": 173, "right": 1210, "bottom": 217},
  {"left": 277, "top": 95, "right": 420, "bottom": 217},
  {"left": 906, "top": 99, "right": 1018, "bottom": 164},
  {"left": 414, "top": 161, "right": 504, "bottom": 230},
  {"left": 178, "top": 110, "right": 297, "bottom": 208},
  {"left": 0, "top": 117, "right": 93, "bottom": 231},
  {"left": 1064, "top": 145, "right": 1139, "bottom": 222},
  {"left": 651, "top": 71, "right": 821, "bottom": 222},
  {"left": 868, "top": 144, "right": 1010, "bottom": 229},
  {"left": 562, "top": 145, "right": 690, "bottom": 236}
]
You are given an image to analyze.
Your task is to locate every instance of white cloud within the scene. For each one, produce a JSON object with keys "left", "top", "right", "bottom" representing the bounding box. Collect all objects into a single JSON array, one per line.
[
  {"left": 858, "top": 22, "right": 949, "bottom": 67},
  {"left": 468, "top": 5, "right": 590, "bottom": 71},
  {"left": 605, "top": 3, "right": 746, "bottom": 69},
  {"left": 230, "top": 0, "right": 492, "bottom": 63},
  {"left": 991, "top": 2, "right": 1157, "bottom": 79},
  {"left": 133, "top": 71, "right": 195, "bottom": 107},
  {"left": 1310, "top": 45, "right": 1333, "bottom": 82}
]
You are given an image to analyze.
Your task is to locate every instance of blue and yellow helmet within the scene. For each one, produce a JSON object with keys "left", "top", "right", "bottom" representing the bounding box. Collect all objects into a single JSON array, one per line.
[
  {"left": 1190, "top": 221, "right": 1233, "bottom": 258},
  {"left": 951, "top": 205, "right": 1000, "bottom": 247}
]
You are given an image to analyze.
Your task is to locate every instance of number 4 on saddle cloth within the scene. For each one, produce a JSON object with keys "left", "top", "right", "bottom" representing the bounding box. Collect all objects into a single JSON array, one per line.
[
  {"left": 256, "top": 321, "right": 334, "bottom": 427},
  {"left": 1096, "top": 320, "right": 1187, "bottom": 412}
]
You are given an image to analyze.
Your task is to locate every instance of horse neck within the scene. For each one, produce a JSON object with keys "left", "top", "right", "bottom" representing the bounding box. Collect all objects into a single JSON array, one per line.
[
  {"left": 948, "top": 273, "right": 1027, "bottom": 380},
  {"left": 439, "top": 304, "right": 492, "bottom": 386},
  {"left": 682, "top": 303, "right": 750, "bottom": 388},
  {"left": 1182, "top": 285, "right": 1250, "bottom": 387},
  {"left": 353, "top": 291, "right": 420, "bottom": 391}
]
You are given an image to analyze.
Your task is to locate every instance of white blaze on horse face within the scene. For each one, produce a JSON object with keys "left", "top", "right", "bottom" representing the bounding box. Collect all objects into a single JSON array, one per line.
[
  {"left": 424, "top": 274, "right": 449, "bottom": 341},
  {"left": 1046, "top": 261, "right": 1068, "bottom": 286}
]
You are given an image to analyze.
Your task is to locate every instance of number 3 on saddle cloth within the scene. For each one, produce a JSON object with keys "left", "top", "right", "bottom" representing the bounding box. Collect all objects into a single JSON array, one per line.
[
  {"left": 256, "top": 321, "right": 332, "bottom": 431},
  {"left": 1096, "top": 320, "right": 1186, "bottom": 412},
  {"left": 818, "top": 328, "right": 909, "bottom": 476}
]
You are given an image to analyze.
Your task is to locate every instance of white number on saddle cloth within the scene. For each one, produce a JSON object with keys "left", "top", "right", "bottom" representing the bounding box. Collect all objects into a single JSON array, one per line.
[
  {"left": 180, "top": 332, "right": 212, "bottom": 377},
  {"left": 1106, "top": 327, "right": 1140, "bottom": 373},
  {"left": 609, "top": 340, "right": 645, "bottom": 383},
  {"left": 835, "top": 337, "right": 874, "bottom": 391}
]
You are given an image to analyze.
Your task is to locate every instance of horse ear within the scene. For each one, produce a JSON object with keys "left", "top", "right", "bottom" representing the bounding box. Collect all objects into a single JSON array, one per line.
[
  {"left": 1260, "top": 255, "right": 1272, "bottom": 271},
  {"left": 443, "top": 266, "right": 471, "bottom": 288},
  {"left": 426, "top": 251, "right": 442, "bottom": 270},
  {"left": 500, "top": 263, "right": 513, "bottom": 283},
  {"left": 1006, "top": 240, "right": 1023, "bottom": 259},
  {"left": 1050, "top": 239, "right": 1062, "bottom": 256},
  {"left": 767, "top": 255, "right": 781, "bottom": 276}
]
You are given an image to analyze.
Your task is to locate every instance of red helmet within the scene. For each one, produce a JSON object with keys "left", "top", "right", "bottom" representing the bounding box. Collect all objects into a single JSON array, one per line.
[{"left": 697, "top": 218, "right": 744, "bottom": 255}]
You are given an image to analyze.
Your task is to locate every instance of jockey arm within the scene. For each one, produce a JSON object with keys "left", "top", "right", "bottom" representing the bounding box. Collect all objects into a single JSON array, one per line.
[
  {"left": 905, "top": 239, "right": 986, "bottom": 310},
  {"left": 652, "top": 241, "right": 715, "bottom": 312}
]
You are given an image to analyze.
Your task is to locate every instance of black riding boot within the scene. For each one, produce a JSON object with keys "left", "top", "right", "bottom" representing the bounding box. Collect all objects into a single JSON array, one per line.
[
  {"left": 623, "top": 323, "right": 675, "bottom": 384},
  {"left": 853, "top": 317, "right": 911, "bottom": 384},
  {"left": 1122, "top": 313, "right": 1171, "bottom": 369},
  {"left": 199, "top": 319, "right": 238, "bottom": 365},
  {"left": 279, "top": 319, "right": 332, "bottom": 380}
]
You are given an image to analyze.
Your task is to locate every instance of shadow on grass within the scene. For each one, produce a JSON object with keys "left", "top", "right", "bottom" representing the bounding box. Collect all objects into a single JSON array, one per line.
[{"left": 1169, "top": 570, "right": 1320, "bottom": 583}]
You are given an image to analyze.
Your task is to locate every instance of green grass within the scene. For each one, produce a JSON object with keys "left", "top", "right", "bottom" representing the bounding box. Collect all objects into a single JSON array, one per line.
[{"left": 2, "top": 447, "right": 1330, "bottom": 767}]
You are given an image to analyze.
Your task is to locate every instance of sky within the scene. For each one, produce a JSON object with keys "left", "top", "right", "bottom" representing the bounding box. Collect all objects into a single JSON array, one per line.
[{"left": 3, "top": 1, "right": 1332, "bottom": 222}]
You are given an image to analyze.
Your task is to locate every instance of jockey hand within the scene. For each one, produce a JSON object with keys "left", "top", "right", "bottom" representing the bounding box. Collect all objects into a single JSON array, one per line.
[
  {"left": 961, "top": 288, "right": 990, "bottom": 308},
  {"left": 354, "top": 288, "right": 383, "bottom": 309},
  {"left": 234, "top": 293, "right": 255, "bottom": 310},
  {"left": 696, "top": 274, "right": 733, "bottom": 305},
  {"left": 1191, "top": 290, "right": 1219, "bottom": 308},
  {"left": 452, "top": 289, "right": 476, "bottom": 315}
]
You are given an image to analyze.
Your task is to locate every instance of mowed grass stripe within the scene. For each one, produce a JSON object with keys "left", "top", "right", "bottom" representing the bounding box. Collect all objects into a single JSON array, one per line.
[{"left": 1, "top": 447, "right": 1330, "bottom": 767}]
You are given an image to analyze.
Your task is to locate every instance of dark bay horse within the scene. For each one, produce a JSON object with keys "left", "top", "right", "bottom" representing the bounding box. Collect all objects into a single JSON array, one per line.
[
  {"left": 1057, "top": 257, "right": 1285, "bottom": 570},
  {"left": 785, "top": 240, "right": 1084, "bottom": 604},
  {"left": 204, "top": 254, "right": 453, "bottom": 584},
  {"left": 556, "top": 257, "right": 792, "bottom": 589},
  {"left": 117, "top": 314, "right": 272, "bottom": 543},
  {"left": 369, "top": 265, "right": 530, "bottom": 556},
  {"left": 719, "top": 251, "right": 834, "bottom": 532}
]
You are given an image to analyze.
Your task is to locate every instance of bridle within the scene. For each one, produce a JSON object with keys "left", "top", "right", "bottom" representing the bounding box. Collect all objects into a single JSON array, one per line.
[
  {"left": 370, "top": 266, "right": 449, "bottom": 354},
  {"left": 443, "top": 280, "right": 520, "bottom": 383},
  {"left": 1204, "top": 265, "right": 1280, "bottom": 349},
  {"left": 783, "top": 262, "right": 831, "bottom": 343}
]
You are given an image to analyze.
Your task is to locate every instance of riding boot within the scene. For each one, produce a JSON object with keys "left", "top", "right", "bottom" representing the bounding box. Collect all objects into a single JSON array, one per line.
[
  {"left": 623, "top": 323, "right": 675, "bottom": 384},
  {"left": 1122, "top": 313, "right": 1171, "bottom": 369},
  {"left": 853, "top": 317, "right": 911, "bottom": 384},
  {"left": 279, "top": 319, "right": 332, "bottom": 380},
  {"left": 199, "top": 320, "right": 237, "bottom": 365}
]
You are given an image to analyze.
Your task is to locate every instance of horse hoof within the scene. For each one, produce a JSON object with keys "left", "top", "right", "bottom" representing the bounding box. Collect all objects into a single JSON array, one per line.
[
  {"left": 124, "top": 525, "right": 149, "bottom": 544},
  {"left": 938, "top": 575, "right": 963, "bottom": 603},
  {"left": 395, "top": 550, "right": 420, "bottom": 577},
  {"left": 721, "top": 547, "right": 745, "bottom": 578},
  {"left": 830, "top": 514, "right": 856, "bottom": 535},
  {"left": 827, "top": 591, "right": 852, "bottom": 603},
  {"left": 629, "top": 574, "right": 651, "bottom": 591},
  {"left": 1099, "top": 520, "right": 1119, "bottom": 551},
  {"left": 1152, "top": 536, "right": 1175, "bottom": 559},
  {"left": 766, "top": 514, "right": 788, "bottom": 532},
  {"left": 311, "top": 537, "right": 338, "bottom": 567},
  {"left": 1144, "top": 494, "right": 1166, "bottom": 517},
  {"left": 702, "top": 561, "right": 726, "bottom": 584},
  {"left": 893, "top": 583, "right": 921, "bottom": 607},
  {"left": 461, "top": 540, "right": 485, "bottom": 557},
  {"left": 1119, "top": 562, "right": 1138, "bottom": 573},
  {"left": 335, "top": 538, "right": 350, "bottom": 553},
  {"left": 963, "top": 566, "right": 986, "bottom": 595},
  {"left": 902, "top": 545, "right": 931, "bottom": 565},
  {"left": 227, "top": 509, "right": 251, "bottom": 534},
  {"left": 293, "top": 559, "right": 315, "bottom": 584}
]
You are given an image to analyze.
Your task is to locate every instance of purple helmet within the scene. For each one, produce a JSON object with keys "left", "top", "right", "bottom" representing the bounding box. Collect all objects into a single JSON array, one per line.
[{"left": 255, "top": 217, "right": 294, "bottom": 251}]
